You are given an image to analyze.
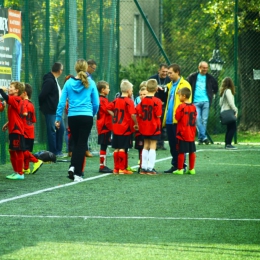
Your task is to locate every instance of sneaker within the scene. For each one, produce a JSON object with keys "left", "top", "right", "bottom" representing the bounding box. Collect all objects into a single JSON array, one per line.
[
  {"left": 164, "top": 166, "right": 177, "bottom": 173},
  {"left": 68, "top": 166, "right": 75, "bottom": 180},
  {"left": 146, "top": 168, "right": 158, "bottom": 175},
  {"left": 203, "top": 139, "right": 210, "bottom": 145},
  {"left": 6, "top": 173, "right": 24, "bottom": 180},
  {"left": 99, "top": 166, "right": 113, "bottom": 173},
  {"left": 198, "top": 140, "right": 203, "bottom": 145},
  {"left": 173, "top": 169, "right": 184, "bottom": 175},
  {"left": 23, "top": 168, "right": 31, "bottom": 174},
  {"left": 140, "top": 168, "right": 147, "bottom": 175},
  {"left": 187, "top": 169, "right": 196, "bottom": 175},
  {"left": 127, "top": 166, "right": 136, "bottom": 172},
  {"left": 225, "top": 145, "right": 237, "bottom": 150},
  {"left": 32, "top": 160, "right": 43, "bottom": 174},
  {"left": 74, "top": 175, "right": 83, "bottom": 182},
  {"left": 119, "top": 169, "right": 133, "bottom": 175},
  {"left": 113, "top": 169, "right": 119, "bottom": 174}
]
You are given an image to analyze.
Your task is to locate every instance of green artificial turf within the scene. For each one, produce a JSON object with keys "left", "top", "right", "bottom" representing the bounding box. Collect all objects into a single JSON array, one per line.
[{"left": 0, "top": 144, "right": 260, "bottom": 259}]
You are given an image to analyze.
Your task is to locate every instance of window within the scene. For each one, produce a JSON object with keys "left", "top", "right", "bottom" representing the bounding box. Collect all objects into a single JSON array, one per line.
[{"left": 134, "top": 14, "right": 148, "bottom": 56}]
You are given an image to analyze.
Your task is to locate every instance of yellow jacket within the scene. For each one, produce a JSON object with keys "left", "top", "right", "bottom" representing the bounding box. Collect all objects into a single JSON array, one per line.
[{"left": 163, "top": 77, "right": 192, "bottom": 126}]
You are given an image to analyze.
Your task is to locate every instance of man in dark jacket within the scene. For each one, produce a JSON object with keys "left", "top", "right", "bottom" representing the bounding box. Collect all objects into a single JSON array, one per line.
[
  {"left": 187, "top": 61, "right": 218, "bottom": 145},
  {"left": 39, "top": 62, "right": 64, "bottom": 156}
]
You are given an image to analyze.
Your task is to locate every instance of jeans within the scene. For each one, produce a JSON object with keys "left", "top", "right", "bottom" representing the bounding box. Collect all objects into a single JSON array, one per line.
[
  {"left": 194, "top": 101, "right": 209, "bottom": 141},
  {"left": 166, "top": 124, "right": 178, "bottom": 167},
  {"left": 44, "top": 113, "right": 64, "bottom": 155}
]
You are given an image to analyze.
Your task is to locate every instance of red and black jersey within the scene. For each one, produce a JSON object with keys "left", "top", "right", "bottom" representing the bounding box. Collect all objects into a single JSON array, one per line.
[
  {"left": 7, "top": 95, "right": 24, "bottom": 135},
  {"left": 96, "top": 95, "right": 112, "bottom": 134},
  {"left": 136, "top": 96, "right": 162, "bottom": 136},
  {"left": 107, "top": 97, "right": 136, "bottom": 136},
  {"left": 21, "top": 99, "right": 36, "bottom": 139},
  {"left": 175, "top": 103, "right": 197, "bottom": 141}
]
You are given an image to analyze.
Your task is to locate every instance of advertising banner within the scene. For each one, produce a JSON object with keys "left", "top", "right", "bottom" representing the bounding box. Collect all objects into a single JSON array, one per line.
[{"left": 0, "top": 8, "right": 22, "bottom": 88}]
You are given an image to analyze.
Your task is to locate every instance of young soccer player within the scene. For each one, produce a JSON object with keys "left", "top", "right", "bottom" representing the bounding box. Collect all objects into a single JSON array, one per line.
[
  {"left": 0, "top": 82, "right": 26, "bottom": 180},
  {"left": 136, "top": 79, "right": 162, "bottom": 175},
  {"left": 173, "top": 87, "right": 197, "bottom": 175},
  {"left": 134, "top": 86, "right": 148, "bottom": 172},
  {"left": 134, "top": 81, "right": 147, "bottom": 106},
  {"left": 21, "top": 84, "right": 43, "bottom": 174},
  {"left": 96, "top": 80, "right": 113, "bottom": 173},
  {"left": 107, "top": 80, "right": 138, "bottom": 175}
]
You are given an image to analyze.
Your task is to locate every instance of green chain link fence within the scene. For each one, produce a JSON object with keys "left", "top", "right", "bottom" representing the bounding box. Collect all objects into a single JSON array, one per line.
[{"left": 0, "top": 0, "right": 260, "bottom": 163}]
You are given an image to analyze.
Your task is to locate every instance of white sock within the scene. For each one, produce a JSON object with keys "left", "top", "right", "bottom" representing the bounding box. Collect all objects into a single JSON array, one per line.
[
  {"left": 148, "top": 149, "right": 156, "bottom": 169},
  {"left": 141, "top": 149, "right": 149, "bottom": 169}
]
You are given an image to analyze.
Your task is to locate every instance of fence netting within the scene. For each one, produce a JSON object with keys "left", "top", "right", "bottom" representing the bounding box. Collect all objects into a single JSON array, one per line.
[{"left": 0, "top": 0, "right": 259, "bottom": 163}]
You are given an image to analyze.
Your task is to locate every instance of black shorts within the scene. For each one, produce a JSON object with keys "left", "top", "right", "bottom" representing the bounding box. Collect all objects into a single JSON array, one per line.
[
  {"left": 98, "top": 132, "right": 112, "bottom": 145},
  {"left": 112, "top": 134, "right": 132, "bottom": 149},
  {"left": 134, "top": 135, "right": 144, "bottom": 150},
  {"left": 143, "top": 134, "right": 160, "bottom": 141},
  {"left": 177, "top": 140, "right": 196, "bottom": 153},
  {"left": 24, "top": 138, "right": 34, "bottom": 152},
  {"left": 9, "top": 133, "right": 25, "bottom": 151}
]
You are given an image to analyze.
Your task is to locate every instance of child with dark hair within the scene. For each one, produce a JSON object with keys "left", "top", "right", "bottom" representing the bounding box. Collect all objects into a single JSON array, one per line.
[
  {"left": 96, "top": 81, "right": 113, "bottom": 173},
  {"left": 0, "top": 82, "right": 26, "bottom": 180},
  {"left": 173, "top": 87, "right": 197, "bottom": 175},
  {"left": 21, "top": 83, "right": 43, "bottom": 174}
]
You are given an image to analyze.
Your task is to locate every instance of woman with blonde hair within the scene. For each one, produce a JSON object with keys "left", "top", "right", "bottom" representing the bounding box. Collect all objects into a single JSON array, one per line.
[
  {"left": 219, "top": 77, "right": 238, "bottom": 150},
  {"left": 55, "top": 59, "right": 99, "bottom": 181}
]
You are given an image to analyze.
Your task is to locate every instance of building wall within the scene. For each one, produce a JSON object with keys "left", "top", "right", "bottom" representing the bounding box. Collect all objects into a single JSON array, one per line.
[{"left": 119, "top": 0, "right": 160, "bottom": 66}]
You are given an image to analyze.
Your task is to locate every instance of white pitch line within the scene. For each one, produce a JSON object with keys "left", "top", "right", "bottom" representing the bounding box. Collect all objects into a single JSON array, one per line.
[
  {"left": 0, "top": 173, "right": 110, "bottom": 204},
  {"left": 0, "top": 148, "right": 259, "bottom": 205},
  {"left": 0, "top": 214, "right": 259, "bottom": 221}
]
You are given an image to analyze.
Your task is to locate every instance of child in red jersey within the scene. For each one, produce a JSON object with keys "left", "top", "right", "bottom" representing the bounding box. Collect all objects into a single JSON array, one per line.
[
  {"left": 107, "top": 80, "right": 138, "bottom": 175},
  {"left": 96, "top": 80, "right": 113, "bottom": 173},
  {"left": 20, "top": 84, "right": 43, "bottom": 174},
  {"left": 173, "top": 87, "right": 197, "bottom": 175},
  {"left": 134, "top": 86, "right": 147, "bottom": 173},
  {"left": 136, "top": 79, "right": 162, "bottom": 175},
  {"left": 0, "top": 82, "right": 26, "bottom": 180}
]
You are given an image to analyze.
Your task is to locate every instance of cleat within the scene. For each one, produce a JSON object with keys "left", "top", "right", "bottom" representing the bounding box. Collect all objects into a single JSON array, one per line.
[
  {"left": 146, "top": 168, "right": 158, "bottom": 175},
  {"left": 23, "top": 169, "right": 31, "bottom": 174},
  {"left": 32, "top": 160, "right": 43, "bottom": 174},
  {"left": 74, "top": 175, "right": 83, "bottom": 182},
  {"left": 113, "top": 169, "right": 119, "bottom": 174},
  {"left": 6, "top": 173, "right": 24, "bottom": 180},
  {"left": 68, "top": 166, "right": 75, "bottom": 180},
  {"left": 85, "top": 150, "right": 93, "bottom": 157},
  {"left": 140, "top": 168, "right": 147, "bottom": 175},
  {"left": 164, "top": 166, "right": 177, "bottom": 173},
  {"left": 99, "top": 166, "right": 113, "bottom": 173},
  {"left": 173, "top": 169, "right": 184, "bottom": 175},
  {"left": 127, "top": 166, "right": 136, "bottom": 172},
  {"left": 187, "top": 169, "right": 196, "bottom": 175},
  {"left": 119, "top": 169, "right": 133, "bottom": 175}
]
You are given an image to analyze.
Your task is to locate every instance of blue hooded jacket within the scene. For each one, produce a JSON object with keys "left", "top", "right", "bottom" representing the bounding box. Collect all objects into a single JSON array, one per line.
[{"left": 55, "top": 76, "right": 99, "bottom": 122}]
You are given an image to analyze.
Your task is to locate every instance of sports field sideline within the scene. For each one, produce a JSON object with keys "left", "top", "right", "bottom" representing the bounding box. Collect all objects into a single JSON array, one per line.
[{"left": 0, "top": 144, "right": 259, "bottom": 259}]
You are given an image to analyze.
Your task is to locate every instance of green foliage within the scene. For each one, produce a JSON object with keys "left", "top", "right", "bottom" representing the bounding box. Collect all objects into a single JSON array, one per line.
[{"left": 119, "top": 58, "right": 158, "bottom": 96}]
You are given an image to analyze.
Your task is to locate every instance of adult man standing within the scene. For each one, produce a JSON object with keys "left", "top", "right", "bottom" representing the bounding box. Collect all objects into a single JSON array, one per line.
[
  {"left": 187, "top": 61, "right": 218, "bottom": 144},
  {"left": 163, "top": 64, "right": 192, "bottom": 173},
  {"left": 39, "top": 62, "right": 64, "bottom": 156},
  {"left": 84, "top": 59, "right": 97, "bottom": 157},
  {"left": 149, "top": 63, "right": 171, "bottom": 150}
]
